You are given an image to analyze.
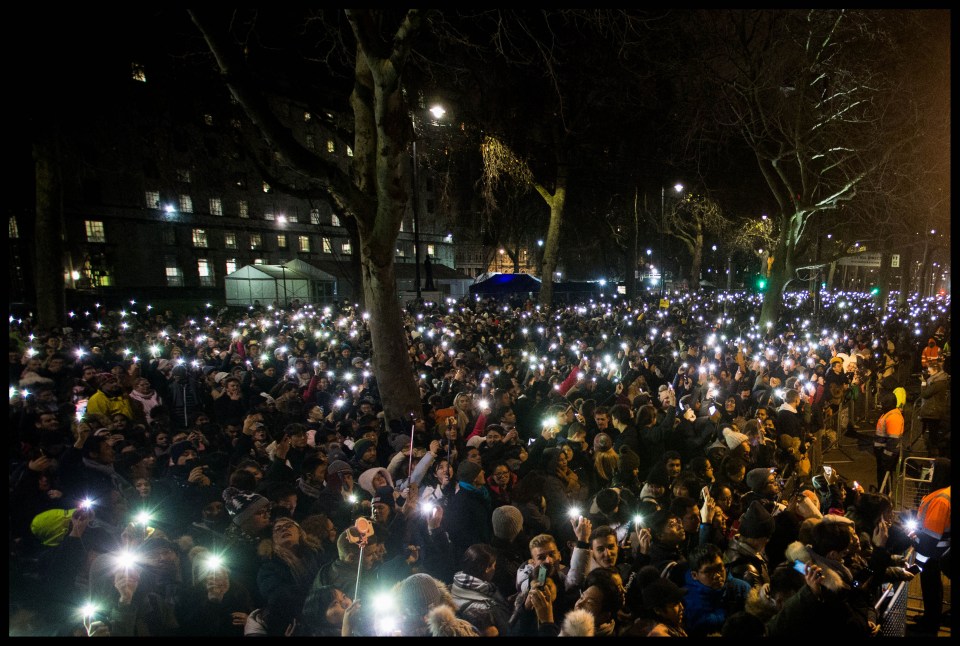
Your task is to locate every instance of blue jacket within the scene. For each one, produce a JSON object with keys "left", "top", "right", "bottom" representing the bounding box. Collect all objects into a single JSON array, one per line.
[{"left": 682, "top": 569, "right": 751, "bottom": 637}]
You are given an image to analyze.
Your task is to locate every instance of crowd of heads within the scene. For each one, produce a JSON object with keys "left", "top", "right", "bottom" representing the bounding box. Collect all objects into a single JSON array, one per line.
[{"left": 8, "top": 286, "right": 949, "bottom": 636}]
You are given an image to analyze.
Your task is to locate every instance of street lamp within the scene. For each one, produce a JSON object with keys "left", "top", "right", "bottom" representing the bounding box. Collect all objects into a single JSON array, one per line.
[
  {"left": 410, "top": 103, "right": 447, "bottom": 301},
  {"left": 660, "top": 182, "right": 683, "bottom": 299}
]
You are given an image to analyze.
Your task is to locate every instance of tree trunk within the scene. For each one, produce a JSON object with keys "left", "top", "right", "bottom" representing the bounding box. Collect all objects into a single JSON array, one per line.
[
  {"left": 626, "top": 191, "right": 639, "bottom": 301},
  {"left": 34, "top": 134, "right": 65, "bottom": 331},
  {"left": 897, "top": 244, "right": 913, "bottom": 308},
  {"left": 917, "top": 239, "right": 933, "bottom": 298},
  {"left": 538, "top": 184, "right": 567, "bottom": 307},
  {"left": 877, "top": 243, "right": 892, "bottom": 315},
  {"left": 360, "top": 245, "right": 420, "bottom": 420},
  {"left": 688, "top": 231, "right": 703, "bottom": 290},
  {"left": 759, "top": 220, "right": 794, "bottom": 327}
]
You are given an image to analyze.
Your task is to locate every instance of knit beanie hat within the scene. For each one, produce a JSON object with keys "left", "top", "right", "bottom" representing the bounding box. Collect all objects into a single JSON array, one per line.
[
  {"left": 169, "top": 440, "right": 195, "bottom": 465},
  {"left": 327, "top": 460, "right": 353, "bottom": 477},
  {"left": 222, "top": 486, "right": 271, "bottom": 527},
  {"left": 491, "top": 505, "right": 524, "bottom": 541},
  {"left": 30, "top": 508, "right": 76, "bottom": 547},
  {"left": 456, "top": 460, "right": 482, "bottom": 485},
  {"left": 739, "top": 500, "right": 776, "bottom": 539},
  {"left": 593, "top": 433, "right": 613, "bottom": 453},
  {"left": 618, "top": 446, "right": 640, "bottom": 474},
  {"left": 746, "top": 467, "right": 774, "bottom": 493},
  {"left": 372, "top": 485, "right": 396, "bottom": 506},
  {"left": 723, "top": 427, "right": 750, "bottom": 450},
  {"left": 396, "top": 573, "right": 450, "bottom": 619},
  {"left": 353, "top": 438, "right": 374, "bottom": 460}
]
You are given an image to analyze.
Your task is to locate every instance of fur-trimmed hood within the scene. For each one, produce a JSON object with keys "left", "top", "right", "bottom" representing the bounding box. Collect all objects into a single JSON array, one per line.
[
  {"left": 358, "top": 467, "right": 394, "bottom": 496},
  {"left": 560, "top": 608, "right": 595, "bottom": 637},
  {"left": 784, "top": 541, "right": 846, "bottom": 592}
]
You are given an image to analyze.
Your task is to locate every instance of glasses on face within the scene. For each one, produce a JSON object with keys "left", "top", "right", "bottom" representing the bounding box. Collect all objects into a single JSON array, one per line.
[
  {"left": 698, "top": 563, "right": 726, "bottom": 577},
  {"left": 493, "top": 470, "right": 510, "bottom": 478}
]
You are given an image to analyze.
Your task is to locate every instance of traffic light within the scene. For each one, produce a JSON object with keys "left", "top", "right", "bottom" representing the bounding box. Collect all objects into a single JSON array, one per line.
[{"left": 755, "top": 275, "right": 767, "bottom": 291}]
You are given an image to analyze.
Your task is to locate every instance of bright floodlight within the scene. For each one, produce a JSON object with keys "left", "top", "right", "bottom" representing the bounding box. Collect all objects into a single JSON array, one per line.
[{"left": 429, "top": 105, "right": 446, "bottom": 119}]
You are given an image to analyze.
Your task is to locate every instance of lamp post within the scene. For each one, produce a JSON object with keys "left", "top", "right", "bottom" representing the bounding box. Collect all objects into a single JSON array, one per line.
[
  {"left": 410, "top": 104, "right": 446, "bottom": 302},
  {"left": 411, "top": 137, "right": 423, "bottom": 301},
  {"left": 660, "top": 182, "right": 683, "bottom": 299}
]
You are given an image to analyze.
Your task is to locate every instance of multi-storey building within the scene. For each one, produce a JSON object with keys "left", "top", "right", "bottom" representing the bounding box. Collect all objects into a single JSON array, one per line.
[{"left": 11, "top": 51, "right": 460, "bottom": 310}]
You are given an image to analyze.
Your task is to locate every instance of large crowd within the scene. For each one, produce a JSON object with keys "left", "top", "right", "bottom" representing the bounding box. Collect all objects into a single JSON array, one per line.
[{"left": 8, "top": 287, "right": 951, "bottom": 637}]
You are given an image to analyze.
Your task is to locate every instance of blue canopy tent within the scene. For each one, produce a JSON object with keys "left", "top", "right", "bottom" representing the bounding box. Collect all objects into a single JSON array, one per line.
[{"left": 469, "top": 272, "right": 542, "bottom": 296}]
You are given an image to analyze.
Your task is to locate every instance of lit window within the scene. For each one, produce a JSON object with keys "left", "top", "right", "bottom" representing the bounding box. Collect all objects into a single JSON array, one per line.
[
  {"left": 427, "top": 244, "right": 435, "bottom": 256},
  {"left": 250, "top": 234, "right": 262, "bottom": 250},
  {"left": 177, "top": 169, "right": 191, "bottom": 183},
  {"left": 165, "top": 257, "right": 183, "bottom": 286},
  {"left": 179, "top": 195, "right": 193, "bottom": 213},
  {"left": 198, "top": 259, "right": 214, "bottom": 286},
  {"left": 9, "top": 216, "right": 19, "bottom": 239},
  {"left": 192, "top": 229, "right": 208, "bottom": 248},
  {"left": 299, "top": 235, "right": 311, "bottom": 252},
  {"left": 224, "top": 232, "right": 237, "bottom": 249},
  {"left": 342, "top": 241, "right": 352, "bottom": 255},
  {"left": 327, "top": 140, "right": 335, "bottom": 153},
  {"left": 85, "top": 221, "right": 106, "bottom": 243},
  {"left": 131, "top": 62, "right": 146, "bottom": 82},
  {"left": 262, "top": 182, "right": 271, "bottom": 193},
  {"left": 209, "top": 198, "right": 223, "bottom": 216},
  {"left": 397, "top": 246, "right": 405, "bottom": 257},
  {"left": 253, "top": 258, "right": 264, "bottom": 265},
  {"left": 287, "top": 212, "right": 298, "bottom": 223},
  {"left": 203, "top": 114, "right": 213, "bottom": 126},
  {"left": 238, "top": 200, "right": 249, "bottom": 218},
  {"left": 225, "top": 258, "right": 237, "bottom": 275},
  {"left": 399, "top": 219, "right": 404, "bottom": 232},
  {"left": 346, "top": 146, "right": 354, "bottom": 157},
  {"left": 145, "top": 190, "right": 160, "bottom": 209},
  {"left": 311, "top": 209, "right": 321, "bottom": 225},
  {"left": 322, "top": 238, "right": 332, "bottom": 253},
  {"left": 277, "top": 234, "right": 287, "bottom": 249},
  {"left": 264, "top": 212, "right": 275, "bottom": 221},
  {"left": 331, "top": 214, "right": 341, "bottom": 227}
]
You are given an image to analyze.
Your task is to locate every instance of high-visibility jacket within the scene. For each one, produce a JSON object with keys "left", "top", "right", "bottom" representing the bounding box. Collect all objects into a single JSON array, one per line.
[
  {"left": 873, "top": 408, "right": 904, "bottom": 456},
  {"left": 916, "top": 486, "right": 951, "bottom": 564}
]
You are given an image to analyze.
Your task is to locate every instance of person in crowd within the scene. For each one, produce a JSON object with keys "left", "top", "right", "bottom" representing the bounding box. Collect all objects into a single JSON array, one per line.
[
  {"left": 909, "top": 457, "right": 951, "bottom": 636},
  {"left": 682, "top": 543, "right": 751, "bottom": 637},
  {"left": 7, "top": 286, "right": 949, "bottom": 637},
  {"left": 449, "top": 543, "right": 512, "bottom": 636}
]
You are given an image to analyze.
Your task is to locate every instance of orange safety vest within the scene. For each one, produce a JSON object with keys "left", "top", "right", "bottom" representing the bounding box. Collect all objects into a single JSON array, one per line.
[
  {"left": 917, "top": 486, "right": 951, "bottom": 561},
  {"left": 873, "top": 409, "right": 904, "bottom": 454}
]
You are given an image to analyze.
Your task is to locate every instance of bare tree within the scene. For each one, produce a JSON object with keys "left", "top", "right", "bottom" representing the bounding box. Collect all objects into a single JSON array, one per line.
[
  {"left": 662, "top": 191, "right": 728, "bottom": 290},
  {"left": 683, "top": 10, "right": 942, "bottom": 325},
  {"left": 188, "top": 8, "right": 426, "bottom": 421}
]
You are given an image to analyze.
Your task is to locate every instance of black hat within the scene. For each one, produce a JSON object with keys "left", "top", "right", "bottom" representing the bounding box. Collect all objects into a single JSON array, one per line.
[
  {"left": 372, "top": 485, "right": 397, "bottom": 507},
  {"left": 738, "top": 500, "right": 775, "bottom": 539},
  {"left": 641, "top": 578, "right": 687, "bottom": 609},
  {"left": 596, "top": 488, "right": 621, "bottom": 515}
]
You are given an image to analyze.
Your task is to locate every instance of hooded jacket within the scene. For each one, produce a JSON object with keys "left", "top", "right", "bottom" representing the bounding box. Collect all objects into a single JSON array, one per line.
[{"left": 681, "top": 569, "right": 751, "bottom": 637}]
